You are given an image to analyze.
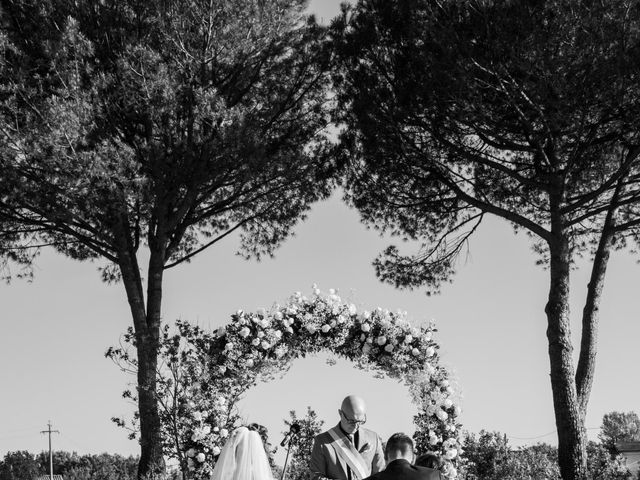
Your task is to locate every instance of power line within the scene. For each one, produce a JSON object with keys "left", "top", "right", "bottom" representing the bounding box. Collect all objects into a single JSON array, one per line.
[{"left": 507, "top": 426, "right": 601, "bottom": 441}]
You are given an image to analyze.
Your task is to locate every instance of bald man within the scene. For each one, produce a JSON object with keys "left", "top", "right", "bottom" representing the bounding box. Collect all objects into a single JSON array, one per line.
[{"left": 310, "top": 395, "right": 385, "bottom": 480}]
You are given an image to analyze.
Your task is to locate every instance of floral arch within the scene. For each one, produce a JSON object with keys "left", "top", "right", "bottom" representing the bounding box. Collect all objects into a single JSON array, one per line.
[{"left": 111, "top": 288, "right": 462, "bottom": 478}]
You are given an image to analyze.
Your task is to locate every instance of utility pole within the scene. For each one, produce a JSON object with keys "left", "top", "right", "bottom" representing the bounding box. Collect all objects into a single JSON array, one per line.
[{"left": 40, "top": 420, "right": 59, "bottom": 480}]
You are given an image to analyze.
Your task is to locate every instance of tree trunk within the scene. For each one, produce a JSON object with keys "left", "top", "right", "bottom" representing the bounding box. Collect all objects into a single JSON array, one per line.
[
  {"left": 545, "top": 233, "right": 587, "bottom": 480},
  {"left": 117, "top": 241, "right": 166, "bottom": 479},
  {"left": 575, "top": 181, "right": 621, "bottom": 419}
]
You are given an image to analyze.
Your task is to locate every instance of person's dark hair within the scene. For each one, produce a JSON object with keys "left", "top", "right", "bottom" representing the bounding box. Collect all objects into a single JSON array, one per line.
[
  {"left": 384, "top": 433, "right": 414, "bottom": 457},
  {"left": 415, "top": 452, "right": 444, "bottom": 469}
]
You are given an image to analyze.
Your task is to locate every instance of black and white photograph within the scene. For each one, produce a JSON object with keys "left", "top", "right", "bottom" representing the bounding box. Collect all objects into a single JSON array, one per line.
[{"left": 1, "top": 1, "right": 639, "bottom": 479}]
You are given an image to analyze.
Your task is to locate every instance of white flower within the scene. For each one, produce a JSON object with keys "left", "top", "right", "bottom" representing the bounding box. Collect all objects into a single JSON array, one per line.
[
  {"left": 274, "top": 330, "right": 282, "bottom": 339},
  {"left": 286, "top": 327, "right": 294, "bottom": 334},
  {"left": 196, "top": 452, "right": 206, "bottom": 463},
  {"left": 440, "top": 379, "right": 450, "bottom": 388},
  {"left": 187, "top": 458, "right": 195, "bottom": 471},
  {"left": 384, "top": 344, "right": 394, "bottom": 352},
  {"left": 313, "top": 288, "right": 320, "bottom": 295},
  {"left": 212, "top": 446, "right": 221, "bottom": 456},
  {"left": 186, "top": 448, "right": 196, "bottom": 458},
  {"left": 337, "top": 315, "right": 346, "bottom": 324},
  {"left": 274, "top": 311, "right": 283, "bottom": 321},
  {"left": 428, "top": 435, "right": 439, "bottom": 446},
  {"left": 261, "top": 340, "right": 271, "bottom": 350},
  {"left": 193, "top": 411, "right": 203, "bottom": 422},
  {"left": 366, "top": 337, "right": 373, "bottom": 344},
  {"left": 239, "top": 327, "right": 250, "bottom": 338},
  {"left": 426, "top": 346, "right": 435, "bottom": 357},
  {"left": 251, "top": 338, "right": 260, "bottom": 346},
  {"left": 426, "top": 405, "right": 437, "bottom": 416},
  {"left": 306, "top": 325, "right": 317, "bottom": 334},
  {"left": 436, "top": 409, "right": 448, "bottom": 421},
  {"left": 360, "top": 334, "right": 366, "bottom": 341},
  {"left": 202, "top": 425, "right": 211, "bottom": 435},
  {"left": 404, "top": 334, "right": 413, "bottom": 344},
  {"left": 220, "top": 428, "right": 229, "bottom": 437},
  {"left": 443, "top": 398, "right": 453, "bottom": 409},
  {"left": 321, "top": 324, "right": 331, "bottom": 333},
  {"left": 257, "top": 331, "right": 265, "bottom": 338},
  {"left": 275, "top": 345, "right": 287, "bottom": 358},
  {"left": 213, "top": 426, "right": 219, "bottom": 432},
  {"left": 377, "top": 336, "right": 387, "bottom": 345},
  {"left": 218, "top": 365, "right": 227, "bottom": 374},
  {"left": 425, "top": 331, "right": 433, "bottom": 341},
  {"left": 445, "top": 449, "right": 457, "bottom": 460},
  {"left": 246, "top": 359, "right": 254, "bottom": 367},
  {"left": 236, "top": 310, "right": 244, "bottom": 316},
  {"left": 411, "top": 348, "right": 421, "bottom": 356},
  {"left": 361, "top": 323, "right": 371, "bottom": 332},
  {"left": 348, "top": 304, "right": 357, "bottom": 315},
  {"left": 224, "top": 342, "right": 234, "bottom": 351}
]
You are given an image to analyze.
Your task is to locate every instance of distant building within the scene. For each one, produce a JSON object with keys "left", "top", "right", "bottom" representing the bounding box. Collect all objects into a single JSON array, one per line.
[{"left": 617, "top": 441, "right": 640, "bottom": 476}]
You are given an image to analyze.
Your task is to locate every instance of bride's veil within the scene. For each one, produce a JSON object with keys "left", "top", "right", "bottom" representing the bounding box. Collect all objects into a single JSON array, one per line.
[{"left": 210, "top": 426, "right": 274, "bottom": 480}]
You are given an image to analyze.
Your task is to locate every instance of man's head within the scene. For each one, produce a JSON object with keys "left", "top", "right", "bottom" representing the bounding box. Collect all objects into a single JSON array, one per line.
[
  {"left": 338, "top": 395, "right": 367, "bottom": 434},
  {"left": 384, "top": 433, "right": 415, "bottom": 463}
]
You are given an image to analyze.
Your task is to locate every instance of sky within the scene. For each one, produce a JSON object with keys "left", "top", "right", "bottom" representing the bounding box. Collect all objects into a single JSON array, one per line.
[{"left": 2, "top": 0, "right": 640, "bottom": 464}]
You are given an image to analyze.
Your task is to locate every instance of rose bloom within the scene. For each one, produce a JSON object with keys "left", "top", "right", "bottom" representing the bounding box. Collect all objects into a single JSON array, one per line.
[
  {"left": 239, "top": 327, "right": 250, "bottom": 338},
  {"left": 337, "top": 315, "right": 346, "bottom": 324},
  {"left": 186, "top": 448, "right": 196, "bottom": 458},
  {"left": 274, "top": 311, "right": 283, "bottom": 321},
  {"left": 274, "top": 330, "right": 283, "bottom": 339},
  {"left": 377, "top": 336, "right": 387, "bottom": 345},
  {"left": 436, "top": 409, "right": 448, "bottom": 421},
  {"left": 426, "top": 346, "right": 435, "bottom": 357},
  {"left": 261, "top": 340, "right": 270, "bottom": 350},
  {"left": 196, "top": 452, "right": 206, "bottom": 463},
  {"left": 306, "top": 325, "right": 316, "bottom": 334},
  {"left": 212, "top": 446, "right": 221, "bottom": 456},
  {"left": 251, "top": 338, "right": 260, "bottom": 346},
  {"left": 445, "top": 449, "right": 457, "bottom": 460},
  {"left": 348, "top": 304, "right": 357, "bottom": 315},
  {"left": 361, "top": 323, "right": 371, "bottom": 333},
  {"left": 384, "top": 344, "right": 394, "bottom": 352},
  {"left": 411, "top": 348, "right": 420, "bottom": 356},
  {"left": 246, "top": 359, "right": 254, "bottom": 367},
  {"left": 404, "top": 334, "right": 413, "bottom": 344},
  {"left": 321, "top": 324, "right": 331, "bottom": 333}
]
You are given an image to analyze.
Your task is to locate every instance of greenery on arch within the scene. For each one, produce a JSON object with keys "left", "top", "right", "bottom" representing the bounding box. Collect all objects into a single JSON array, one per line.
[{"left": 108, "top": 288, "right": 462, "bottom": 479}]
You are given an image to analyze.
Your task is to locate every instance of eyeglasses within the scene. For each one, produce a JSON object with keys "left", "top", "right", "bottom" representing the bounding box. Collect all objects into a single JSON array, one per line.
[{"left": 340, "top": 410, "right": 367, "bottom": 426}]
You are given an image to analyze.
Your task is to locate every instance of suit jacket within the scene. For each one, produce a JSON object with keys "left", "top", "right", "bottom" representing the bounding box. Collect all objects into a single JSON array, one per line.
[
  {"left": 363, "top": 459, "right": 443, "bottom": 480},
  {"left": 310, "top": 424, "right": 385, "bottom": 480}
]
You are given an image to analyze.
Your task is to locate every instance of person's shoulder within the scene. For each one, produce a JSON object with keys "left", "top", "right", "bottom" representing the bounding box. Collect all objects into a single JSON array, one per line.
[
  {"left": 359, "top": 427, "right": 383, "bottom": 441},
  {"left": 313, "top": 429, "right": 333, "bottom": 443},
  {"left": 413, "top": 465, "right": 443, "bottom": 480}
]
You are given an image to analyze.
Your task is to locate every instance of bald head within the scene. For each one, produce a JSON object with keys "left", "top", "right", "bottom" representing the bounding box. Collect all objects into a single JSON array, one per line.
[{"left": 339, "top": 395, "right": 367, "bottom": 434}]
